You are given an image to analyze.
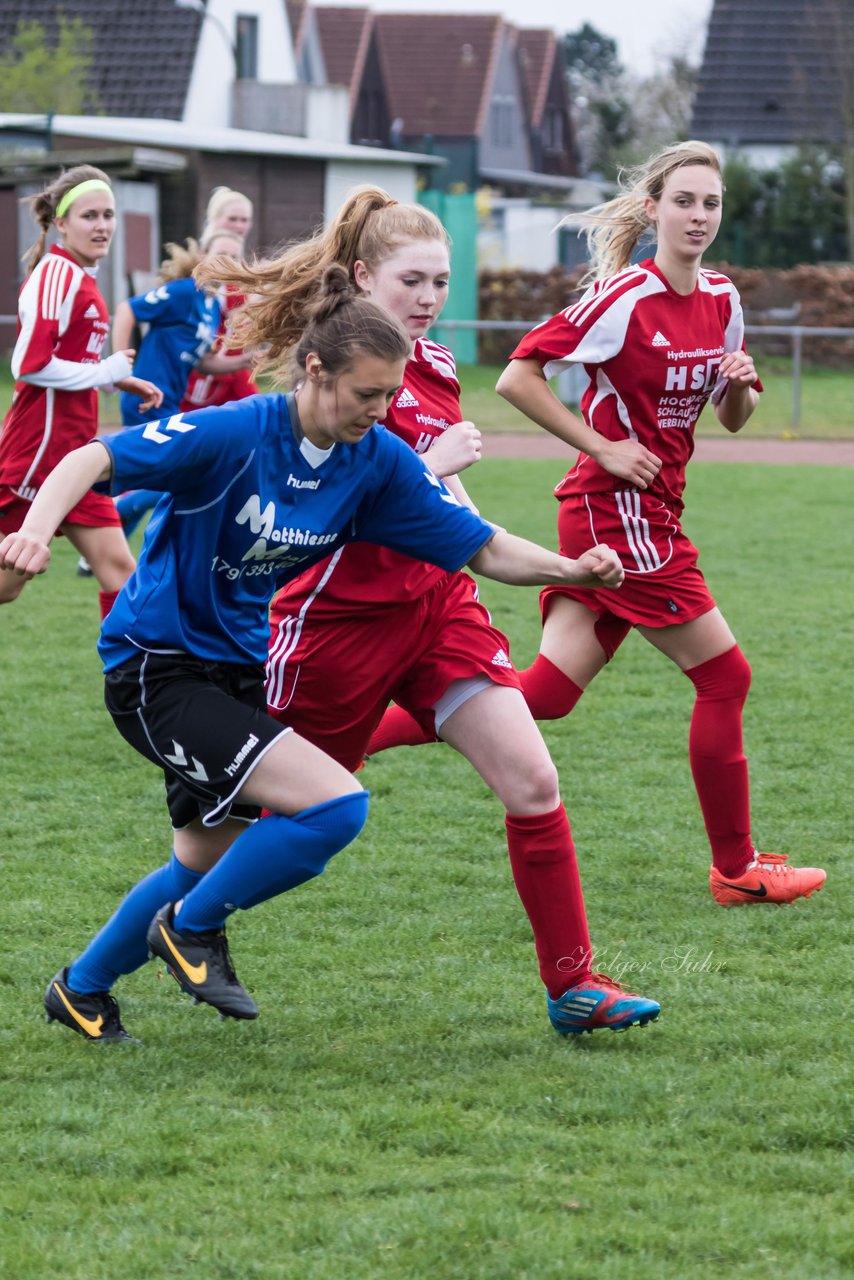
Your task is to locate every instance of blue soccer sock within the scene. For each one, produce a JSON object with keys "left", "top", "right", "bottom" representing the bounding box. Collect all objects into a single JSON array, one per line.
[
  {"left": 174, "top": 791, "right": 370, "bottom": 933},
  {"left": 68, "top": 852, "right": 204, "bottom": 993}
]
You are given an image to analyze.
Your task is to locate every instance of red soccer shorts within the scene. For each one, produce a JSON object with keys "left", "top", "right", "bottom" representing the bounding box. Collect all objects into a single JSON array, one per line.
[
  {"left": 0, "top": 486, "right": 121, "bottom": 536},
  {"left": 540, "top": 490, "right": 718, "bottom": 635},
  {"left": 266, "top": 570, "right": 521, "bottom": 772}
]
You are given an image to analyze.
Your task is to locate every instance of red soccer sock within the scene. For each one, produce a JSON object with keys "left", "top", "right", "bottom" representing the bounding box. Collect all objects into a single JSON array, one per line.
[
  {"left": 98, "top": 589, "right": 120, "bottom": 620},
  {"left": 505, "top": 803, "right": 592, "bottom": 999},
  {"left": 685, "top": 645, "right": 754, "bottom": 879},
  {"left": 366, "top": 704, "right": 434, "bottom": 755},
  {"left": 518, "top": 655, "right": 584, "bottom": 720}
]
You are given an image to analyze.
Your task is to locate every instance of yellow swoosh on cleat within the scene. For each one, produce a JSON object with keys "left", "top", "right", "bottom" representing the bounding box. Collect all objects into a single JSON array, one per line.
[
  {"left": 156, "top": 925, "right": 208, "bottom": 984},
  {"left": 54, "top": 984, "right": 104, "bottom": 1037}
]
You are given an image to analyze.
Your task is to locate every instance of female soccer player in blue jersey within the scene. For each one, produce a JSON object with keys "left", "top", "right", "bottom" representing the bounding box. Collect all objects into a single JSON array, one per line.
[
  {"left": 0, "top": 266, "right": 635, "bottom": 1043},
  {"left": 108, "top": 230, "right": 252, "bottom": 540}
]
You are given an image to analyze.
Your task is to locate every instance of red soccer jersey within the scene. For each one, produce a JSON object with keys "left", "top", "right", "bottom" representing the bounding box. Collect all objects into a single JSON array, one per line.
[
  {"left": 180, "top": 287, "right": 258, "bottom": 411},
  {"left": 0, "top": 246, "right": 111, "bottom": 499},
  {"left": 272, "top": 337, "right": 463, "bottom": 610},
  {"left": 511, "top": 259, "right": 761, "bottom": 513}
]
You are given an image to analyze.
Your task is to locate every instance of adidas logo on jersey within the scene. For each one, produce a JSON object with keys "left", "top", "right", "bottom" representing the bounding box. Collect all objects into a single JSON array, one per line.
[
  {"left": 395, "top": 387, "right": 419, "bottom": 408},
  {"left": 651, "top": 331, "right": 670, "bottom": 347},
  {"left": 84, "top": 304, "right": 101, "bottom": 319},
  {"left": 491, "top": 648, "right": 513, "bottom": 669}
]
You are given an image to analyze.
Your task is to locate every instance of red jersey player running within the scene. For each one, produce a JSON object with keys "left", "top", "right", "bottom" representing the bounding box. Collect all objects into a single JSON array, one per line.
[
  {"left": 0, "top": 165, "right": 161, "bottom": 618},
  {"left": 494, "top": 141, "right": 825, "bottom": 908},
  {"left": 216, "top": 186, "right": 662, "bottom": 1037}
]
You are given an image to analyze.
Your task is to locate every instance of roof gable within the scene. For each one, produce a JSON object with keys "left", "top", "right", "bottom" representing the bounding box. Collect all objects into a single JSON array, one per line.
[
  {"left": 374, "top": 13, "right": 504, "bottom": 138},
  {"left": 313, "top": 5, "right": 373, "bottom": 104},
  {"left": 515, "top": 27, "right": 555, "bottom": 128}
]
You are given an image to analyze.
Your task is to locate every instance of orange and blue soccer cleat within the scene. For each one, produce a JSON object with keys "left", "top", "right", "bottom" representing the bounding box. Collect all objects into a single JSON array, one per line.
[
  {"left": 709, "top": 852, "right": 826, "bottom": 906},
  {"left": 547, "top": 974, "right": 661, "bottom": 1035}
]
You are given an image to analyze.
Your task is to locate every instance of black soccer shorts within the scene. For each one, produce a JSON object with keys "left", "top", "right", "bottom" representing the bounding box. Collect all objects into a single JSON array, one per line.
[{"left": 104, "top": 650, "right": 291, "bottom": 828}]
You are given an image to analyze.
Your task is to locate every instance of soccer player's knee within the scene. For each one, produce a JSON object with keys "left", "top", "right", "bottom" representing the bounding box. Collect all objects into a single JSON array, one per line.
[
  {"left": 513, "top": 757, "right": 560, "bottom": 814},
  {"left": 688, "top": 644, "right": 752, "bottom": 702},
  {"left": 293, "top": 788, "right": 370, "bottom": 874}
]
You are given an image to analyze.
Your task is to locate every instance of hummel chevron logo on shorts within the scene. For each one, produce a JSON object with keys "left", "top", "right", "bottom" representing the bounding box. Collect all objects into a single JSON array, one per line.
[
  {"left": 651, "top": 331, "right": 670, "bottom": 347},
  {"left": 395, "top": 387, "right": 419, "bottom": 408},
  {"left": 491, "top": 648, "right": 513, "bottom": 669}
]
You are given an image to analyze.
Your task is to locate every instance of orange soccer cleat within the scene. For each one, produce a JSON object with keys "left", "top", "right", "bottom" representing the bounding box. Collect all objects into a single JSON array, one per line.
[{"left": 709, "top": 853, "right": 826, "bottom": 906}]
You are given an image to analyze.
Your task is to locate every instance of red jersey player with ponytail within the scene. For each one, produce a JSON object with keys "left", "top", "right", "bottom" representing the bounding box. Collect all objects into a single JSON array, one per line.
[
  {"left": 217, "top": 186, "right": 661, "bottom": 1038},
  {"left": 492, "top": 140, "right": 826, "bottom": 908},
  {"left": 0, "top": 165, "right": 161, "bottom": 618}
]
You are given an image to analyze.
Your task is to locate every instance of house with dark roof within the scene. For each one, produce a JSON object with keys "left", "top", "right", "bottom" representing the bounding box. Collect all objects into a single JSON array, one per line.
[
  {"left": 0, "top": 0, "right": 442, "bottom": 344},
  {"left": 691, "top": 0, "right": 854, "bottom": 165}
]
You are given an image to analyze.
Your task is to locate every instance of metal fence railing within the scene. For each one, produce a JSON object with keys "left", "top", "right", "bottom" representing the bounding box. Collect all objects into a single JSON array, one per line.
[
  {"left": 432, "top": 321, "right": 854, "bottom": 429},
  {"left": 3, "top": 318, "right": 852, "bottom": 429}
]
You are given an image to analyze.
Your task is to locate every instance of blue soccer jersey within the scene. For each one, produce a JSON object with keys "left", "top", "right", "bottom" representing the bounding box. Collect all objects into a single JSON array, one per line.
[
  {"left": 96, "top": 395, "right": 495, "bottom": 670},
  {"left": 120, "top": 278, "right": 221, "bottom": 425}
]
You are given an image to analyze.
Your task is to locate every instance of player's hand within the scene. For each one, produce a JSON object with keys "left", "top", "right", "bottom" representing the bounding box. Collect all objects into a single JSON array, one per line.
[
  {"left": 0, "top": 530, "right": 52, "bottom": 578},
  {"left": 566, "top": 543, "right": 624, "bottom": 589},
  {"left": 718, "top": 351, "right": 758, "bottom": 390},
  {"left": 594, "top": 438, "right": 662, "bottom": 489},
  {"left": 116, "top": 376, "right": 164, "bottom": 413},
  {"left": 426, "top": 420, "right": 482, "bottom": 477}
]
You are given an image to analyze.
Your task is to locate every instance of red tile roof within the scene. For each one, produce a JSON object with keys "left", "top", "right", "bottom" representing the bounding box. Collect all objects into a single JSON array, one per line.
[
  {"left": 313, "top": 5, "right": 373, "bottom": 105},
  {"left": 515, "top": 27, "right": 556, "bottom": 128},
  {"left": 373, "top": 12, "right": 504, "bottom": 137},
  {"left": 286, "top": 1, "right": 307, "bottom": 53}
]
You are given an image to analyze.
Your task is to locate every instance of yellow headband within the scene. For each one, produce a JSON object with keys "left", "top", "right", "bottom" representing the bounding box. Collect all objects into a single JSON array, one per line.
[{"left": 55, "top": 179, "right": 113, "bottom": 219}]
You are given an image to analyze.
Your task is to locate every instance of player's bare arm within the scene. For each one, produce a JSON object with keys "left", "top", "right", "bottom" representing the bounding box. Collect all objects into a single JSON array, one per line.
[
  {"left": 468, "top": 530, "right": 624, "bottom": 589},
  {"left": 0, "top": 441, "right": 113, "bottom": 578},
  {"left": 715, "top": 351, "right": 760, "bottom": 433},
  {"left": 496, "top": 357, "right": 661, "bottom": 488}
]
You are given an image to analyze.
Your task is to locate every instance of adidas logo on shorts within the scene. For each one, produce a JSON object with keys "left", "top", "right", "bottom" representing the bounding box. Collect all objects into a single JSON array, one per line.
[
  {"left": 84, "top": 304, "right": 101, "bottom": 319},
  {"left": 491, "top": 648, "right": 513, "bottom": 669},
  {"left": 395, "top": 387, "right": 419, "bottom": 408},
  {"left": 651, "top": 331, "right": 670, "bottom": 347}
]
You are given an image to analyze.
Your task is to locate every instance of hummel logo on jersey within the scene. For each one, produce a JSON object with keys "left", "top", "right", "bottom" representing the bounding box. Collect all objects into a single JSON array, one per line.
[
  {"left": 84, "top": 303, "right": 101, "bottom": 319},
  {"left": 651, "top": 331, "right": 670, "bottom": 347},
  {"left": 491, "top": 648, "right": 513, "bottom": 669},
  {"left": 287, "top": 474, "right": 320, "bottom": 490},
  {"left": 395, "top": 386, "right": 419, "bottom": 408}
]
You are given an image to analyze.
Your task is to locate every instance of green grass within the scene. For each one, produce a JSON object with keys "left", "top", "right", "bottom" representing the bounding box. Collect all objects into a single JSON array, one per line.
[
  {"left": 456, "top": 358, "right": 854, "bottom": 437},
  {"left": 1, "top": 462, "right": 852, "bottom": 1279},
  {"left": 1, "top": 354, "right": 852, "bottom": 436}
]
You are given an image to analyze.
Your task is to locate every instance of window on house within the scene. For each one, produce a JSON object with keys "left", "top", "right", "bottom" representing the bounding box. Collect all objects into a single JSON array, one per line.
[
  {"left": 235, "top": 14, "right": 259, "bottom": 79},
  {"left": 544, "top": 108, "right": 564, "bottom": 151},
  {"left": 490, "top": 97, "right": 514, "bottom": 147}
]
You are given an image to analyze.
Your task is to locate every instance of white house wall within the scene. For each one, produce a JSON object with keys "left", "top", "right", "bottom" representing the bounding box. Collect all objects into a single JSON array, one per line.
[
  {"left": 183, "top": 0, "right": 297, "bottom": 130},
  {"left": 324, "top": 163, "right": 418, "bottom": 222}
]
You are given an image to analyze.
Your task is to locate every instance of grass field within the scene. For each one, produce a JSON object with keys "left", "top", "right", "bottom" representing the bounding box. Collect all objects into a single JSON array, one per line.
[
  {"left": 1, "top": 355, "right": 852, "bottom": 437},
  {"left": 1, "top": 460, "right": 851, "bottom": 1279}
]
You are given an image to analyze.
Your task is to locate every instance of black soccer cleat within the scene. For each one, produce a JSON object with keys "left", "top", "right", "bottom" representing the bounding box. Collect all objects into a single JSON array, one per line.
[
  {"left": 146, "top": 904, "right": 258, "bottom": 1020},
  {"left": 44, "top": 968, "right": 134, "bottom": 1042}
]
